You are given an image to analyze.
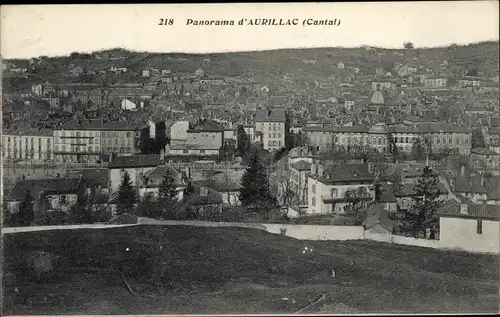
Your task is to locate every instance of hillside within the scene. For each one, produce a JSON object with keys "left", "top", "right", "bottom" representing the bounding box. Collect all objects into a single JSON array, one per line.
[
  {"left": 3, "top": 41, "right": 498, "bottom": 94},
  {"left": 3, "top": 225, "right": 499, "bottom": 315}
]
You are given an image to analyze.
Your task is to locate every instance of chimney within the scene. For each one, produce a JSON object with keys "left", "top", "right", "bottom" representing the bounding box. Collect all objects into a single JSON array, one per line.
[
  {"left": 184, "top": 166, "right": 191, "bottom": 179},
  {"left": 459, "top": 204, "right": 468, "bottom": 215},
  {"left": 368, "top": 162, "right": 373, "bottom": 174}
]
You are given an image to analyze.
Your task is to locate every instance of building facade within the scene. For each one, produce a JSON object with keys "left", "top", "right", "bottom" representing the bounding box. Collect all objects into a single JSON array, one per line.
[
  {"left": 2, "top": 130, "right": 54, "bottom": 161},
  {"left": 53, "top": 119, "right": 140, "bottom": 163},
  {"left": 254, "top": 109, "right": 288, "bottom": 152}
]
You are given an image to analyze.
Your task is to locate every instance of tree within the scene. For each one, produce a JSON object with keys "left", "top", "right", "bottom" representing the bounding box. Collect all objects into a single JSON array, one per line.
[
  {"left": 18, "top": 190, "right": 34, "bottom": 226},
  {"left": 116, "top": 171, "right": 136, "bottom": 215},
  {"left": 239, "top": 152, "right": 277, "bottom": 219},
  {"left": 157, "top": 168, "right": 179, "bottom": 219},
  {"left": 136, "top": 193, "right": 163, "bottom": 219},
  {"left": 373, "top": 175, "right": 383, "bottom": 203},
  {"left": 399, "top": 166, "right": 442, "bottom": 238},
  {"left": 237, "top": 125, "right": 250, "bottom": 157},
  {"left": 404, "top": 42, "right": 414, "bottom": 49},
  {"left": 471, "top": 129, "right": 486, "bottom": 149}
]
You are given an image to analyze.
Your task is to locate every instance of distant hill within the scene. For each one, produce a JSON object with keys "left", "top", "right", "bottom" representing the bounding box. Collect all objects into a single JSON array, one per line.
[{"left": 3, "top": 41, "right": 498, "bottom": 94}]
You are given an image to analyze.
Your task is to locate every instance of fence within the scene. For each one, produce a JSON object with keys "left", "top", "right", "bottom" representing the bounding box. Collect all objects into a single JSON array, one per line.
[
  {"left": 2, "top": 223, "right": 137, "bottom": 234},
  {"left": 2, "top": 219, "right": 496, "bottom": 254}
]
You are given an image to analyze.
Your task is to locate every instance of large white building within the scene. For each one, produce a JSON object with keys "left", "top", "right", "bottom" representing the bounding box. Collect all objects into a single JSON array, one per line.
[
  {"left": 2, "top": 129, "right": 54, "bottom": 161},
  {"left": 53, "top": 119, "right": 140, "bottom": 163},
  {"left": 439, "top": 203, "right": 500, "bottom": 254},
  {"left": 254, "top": 109, "right": 288, "bottom": 152}
]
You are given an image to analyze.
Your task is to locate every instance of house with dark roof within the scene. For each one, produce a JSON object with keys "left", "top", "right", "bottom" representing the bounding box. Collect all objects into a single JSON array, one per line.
[
  {"left": 108, "top": 153, "right": 164, "bottom": 196},
  {"left": 139, "top": 165, "right": 189, "bottom": 201},
  {"left": 6, "top": 177, "right": 83, "bottom": 218},
  {"left": 438, "top": 202, "right": 500, "bottom": 254},
  {"left": 289, "top": 160, "right": 312, "bottom": 205},
  {"left": 307, "top": 162, "right": 376, "bottom": 215},
  {"left": 449, "top": 169, "right": 488, "bottom": 204},
  {"left": 363, "top": 203, "right": 398, "bottom": 235},
  {"left": 178, "top": 185, "right": 224, "bottom": 217},
  {"left": 254, "top": 108, "right": 289, "bottom": 152}
]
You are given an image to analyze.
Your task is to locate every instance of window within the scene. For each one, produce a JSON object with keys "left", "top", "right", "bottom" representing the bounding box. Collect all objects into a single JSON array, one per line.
[
  {"left": 405, "top": 137, "right": 409, "bottom": 144},
  {"left": 268, "top": 126, "right": 272, "bottom": 131},
  {"left": 183, "top": 149, "right": 188, "bottom": 154},
  {"left": 312, "top": 197, "right": 316, "bottom": 206},
  {"left": 88, "top": 146, "right": 92, "bottom": 152},
  {"left": 312, "top": 184, "right": 316, "bottom": 193},
  {"left": 477, "top": 219, "right": 483, "bottom": 234},
  {"left": 278, "top": 133, "right": 281, "bottom": 138},
  {"left": 127, "top": 132, "right": 132, "bottom": 138},
  {"left": 402, "top": 199, "right": 409, "bottom": 208},
  {"left": 60, "top": 195, "right": 67, "bottom": 204},
  {"left": 331, "top": 188, "right": 338, "bottom": 197},
  {"left": 200, "top": 149, "right": 206, "bottom": 154}
]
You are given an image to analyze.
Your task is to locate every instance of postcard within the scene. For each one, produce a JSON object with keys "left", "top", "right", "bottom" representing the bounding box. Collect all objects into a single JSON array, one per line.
[{"left": 1, "top": 2, "right": 499, "bottom": 316}]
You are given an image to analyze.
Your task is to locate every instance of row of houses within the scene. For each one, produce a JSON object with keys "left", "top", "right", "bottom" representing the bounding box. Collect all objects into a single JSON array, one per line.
[
  {"left": 303, "top": 122, "right": 473, "bottom": 155},
  {"left": 5, "top": 153, "right": 243, "bottom": 219}
]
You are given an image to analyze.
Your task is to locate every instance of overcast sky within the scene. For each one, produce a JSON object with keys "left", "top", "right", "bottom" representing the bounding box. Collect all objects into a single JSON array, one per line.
[{"left": 1, "top": 2, "right": 499, "bottom": 59}]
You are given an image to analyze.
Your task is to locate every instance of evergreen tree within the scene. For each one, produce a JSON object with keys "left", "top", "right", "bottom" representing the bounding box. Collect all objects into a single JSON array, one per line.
[
  {"left": 400, "top": 166, "right": 442, "bottom": 237},
  {"left": 239, "top": 152, "right": 277, "bottom": 218},
  {"left": 19, "top": 190, "right": 34, "bottom": 226},
  {"left": 237, "top": 125, "right": 250, "bottom": 157},
  {"left": 157, "top": 168, "right": 179, "bottom": 219},
  {"left": 373, "top": 175, "right": 383, "bottom": 203},
  {"left": 471, "top": 129, "right": 486, "bottom": 149},
  {"left": 411, "top": 138, "right": 427, "bottom": 162},
  {"left": 116, "top": 171, "right": 136, "bottom": 215}
]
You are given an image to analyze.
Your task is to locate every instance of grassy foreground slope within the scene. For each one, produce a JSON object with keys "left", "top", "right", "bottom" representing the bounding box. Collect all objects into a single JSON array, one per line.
[{"left": 3, "top": 225, "right": 499, "bottom": 315}]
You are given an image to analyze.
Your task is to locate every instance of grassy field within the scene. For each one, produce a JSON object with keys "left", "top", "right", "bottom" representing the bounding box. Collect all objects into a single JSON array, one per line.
[{"left": 2, "top": 225, "right": 499, "bottom": 315}]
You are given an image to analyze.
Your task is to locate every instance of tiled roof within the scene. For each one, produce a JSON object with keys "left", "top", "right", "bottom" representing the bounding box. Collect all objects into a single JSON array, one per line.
[
  {"left": 255, "top": 109, "right": 286, "bottom": 122},
  {"left": 169, "top": 141, "right": 221, "bottom": 150},
  {"left": 363, "top": 203, "right": 397, "bottom": 232},
  {"left": 109, "top": 154, "right": 163, "bottom": 169},
  {"left": 316, "top": 163, "right": 376, "bottom": 184},
  {"left": 65, "top": 168, "right": 109, "bottom": 188},
  {"left": 59, "top": 119, "right": 138, "bottom": 131},
  {"left": 454, "top": 174, "right": 487, "bottom": 194},
  {"left": 143, "top": 165, "right": 186, "bottom": 188},
  {"left": 291, "top": 160, "right": 312, "bottom": 171},
  {"left": 394, "top": 182, "right": 447, "bottom": 197},
  {"left": 438, "top": 202, "right": 500, "bottom": 220},
  {"left": 391, "top": 123, "right": 471, "bottom": 134},
  {"left": 379, "top": 184, "right": 397, "bottom": 203},
  {"left": 302, "top": 124, "right": 370, "bottom": 133},
  {"left": 7, "top": 178, "right": 81, "bottom": 201}
]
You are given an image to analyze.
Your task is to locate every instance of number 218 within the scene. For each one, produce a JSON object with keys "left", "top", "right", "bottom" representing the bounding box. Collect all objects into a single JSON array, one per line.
[{"left": 159, "top": 18, "right": 174, "bottom": 25}]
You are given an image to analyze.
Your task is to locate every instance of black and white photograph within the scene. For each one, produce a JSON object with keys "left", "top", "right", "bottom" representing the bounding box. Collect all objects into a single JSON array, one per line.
[{"left": 1, "top": 2, "right": 499, "bottom": 315}]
